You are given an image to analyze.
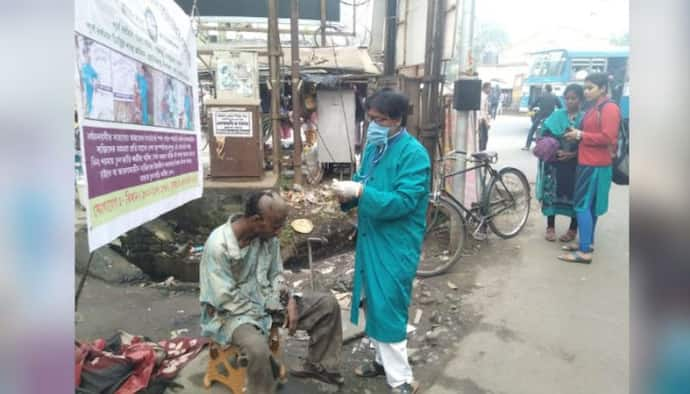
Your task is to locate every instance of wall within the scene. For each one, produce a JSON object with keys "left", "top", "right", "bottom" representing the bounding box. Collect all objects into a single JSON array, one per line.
[{"left": 396, "top": 0, "right": 458, "bottom": 70}]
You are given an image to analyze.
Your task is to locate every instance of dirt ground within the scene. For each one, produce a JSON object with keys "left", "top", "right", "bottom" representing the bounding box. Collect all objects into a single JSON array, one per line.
[{"left": 75, "top": 221, "right": 529, "bottom": 393}]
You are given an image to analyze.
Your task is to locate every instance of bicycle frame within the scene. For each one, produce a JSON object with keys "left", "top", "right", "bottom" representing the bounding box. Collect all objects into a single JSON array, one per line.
[{"left": 432, "top": 158, "right": 518, "bottom": 229}]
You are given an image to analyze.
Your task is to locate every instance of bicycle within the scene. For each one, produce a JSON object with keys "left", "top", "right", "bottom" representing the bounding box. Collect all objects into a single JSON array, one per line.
[{"left": 417, "top": 150, "right": 531, "bottom": 277}]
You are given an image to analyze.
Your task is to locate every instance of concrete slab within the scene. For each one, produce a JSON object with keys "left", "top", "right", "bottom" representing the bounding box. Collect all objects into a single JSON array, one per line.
[
  {"left": 342, "top": 308, "right": 366, "bottom": 343},
  {"left": 204, "top": 170, "right": 279, "bottom": 190}
]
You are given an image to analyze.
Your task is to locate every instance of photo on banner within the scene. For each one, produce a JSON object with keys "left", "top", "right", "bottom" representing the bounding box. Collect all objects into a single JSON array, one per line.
[
  {"left": 75, "top": 36, "right": 114, "bottom": 121},
  {"left": 74, "top": 0, "right": 202, "bottom": 251}
]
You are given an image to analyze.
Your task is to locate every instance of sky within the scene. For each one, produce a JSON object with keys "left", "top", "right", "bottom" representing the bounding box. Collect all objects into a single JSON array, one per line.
[
  {"left": 475, "top": 0, "right": 629, "bottom": 42},
  {"left": 337, "top": 0, "right": 629, "bottom": 50}
]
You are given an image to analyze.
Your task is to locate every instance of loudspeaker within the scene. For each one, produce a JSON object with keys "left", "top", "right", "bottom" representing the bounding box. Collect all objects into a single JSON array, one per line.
[{"left": 453, "top": 79, "right": 482, "bottom": 110}]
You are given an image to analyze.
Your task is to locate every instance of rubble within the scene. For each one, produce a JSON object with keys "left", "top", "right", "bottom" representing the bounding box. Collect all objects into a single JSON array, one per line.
[
  {"left": 425, "top": 327, "right": 449, "bottom": 345},
  {"left": 429, "top": 310, "right": 443, "bottom": 325},
  {"left": 408, "top": 348, "right": 423, "bottom": 365},
  {"left": 413, "top": 309, "right": 423, "bottom": 325}
]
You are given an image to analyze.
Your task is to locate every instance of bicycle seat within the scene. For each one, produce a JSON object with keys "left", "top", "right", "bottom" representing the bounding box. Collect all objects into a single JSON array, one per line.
[{"left": 471, "top": 151, "right": 498, "bottom": 162}]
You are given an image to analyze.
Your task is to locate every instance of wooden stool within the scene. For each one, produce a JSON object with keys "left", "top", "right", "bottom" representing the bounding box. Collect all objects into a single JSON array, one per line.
[{"left": 203, "top": 325, "right": 287, "bottom": 392}]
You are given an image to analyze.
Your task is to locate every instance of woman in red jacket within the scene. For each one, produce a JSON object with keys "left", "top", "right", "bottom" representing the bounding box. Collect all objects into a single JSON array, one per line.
[{"left": 559, "top": 72, "right": 620, "bottom": 263}]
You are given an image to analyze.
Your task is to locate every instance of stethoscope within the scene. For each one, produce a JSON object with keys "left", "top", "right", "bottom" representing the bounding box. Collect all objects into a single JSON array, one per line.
[{"left": 360, "top": 128, "right": 406, "bottom": 185}]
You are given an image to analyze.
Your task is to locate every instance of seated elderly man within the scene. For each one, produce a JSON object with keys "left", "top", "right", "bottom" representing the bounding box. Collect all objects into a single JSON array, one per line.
[{"left": 199, "top": 190, "right": 344, "bottom": 393}]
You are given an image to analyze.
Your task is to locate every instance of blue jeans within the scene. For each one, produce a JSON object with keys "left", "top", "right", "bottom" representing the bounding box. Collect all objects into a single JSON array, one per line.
[{"left": 576, "top": 197, "right": 598, "bottom": 253}]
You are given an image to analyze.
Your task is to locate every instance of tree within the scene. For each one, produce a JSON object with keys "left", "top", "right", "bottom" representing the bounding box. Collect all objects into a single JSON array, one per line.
[
  {"left": 473, "top": 23, "right": 510, "bottom": 65},
  {"left": 610, "top": 32, "right": 629, "bottom": 46}
]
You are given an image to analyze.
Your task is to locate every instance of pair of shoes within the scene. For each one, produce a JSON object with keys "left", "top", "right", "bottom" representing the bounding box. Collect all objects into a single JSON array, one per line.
[
  {"left": 545, "top": 228, "right": 556, "bottom": 242},
  {"left": 391, "top": 382, "right": 420, "bottom": 394},
  {"left": 557, "top": 251, "right": 592, "bottom": 264},
  {"left": 289, "top": 363, "right": 344, "bottom": 386},
  {"left": 354, "top": 361, "right": 386, "bottom": 378},
  {"left": 559, "top": 229, "right": 577, "bottom": 243}
]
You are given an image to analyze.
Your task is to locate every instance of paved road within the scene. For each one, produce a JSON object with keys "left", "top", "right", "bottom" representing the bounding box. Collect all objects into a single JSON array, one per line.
[{"left": 425, "top": 115, "right": 629, "bottom": 394}]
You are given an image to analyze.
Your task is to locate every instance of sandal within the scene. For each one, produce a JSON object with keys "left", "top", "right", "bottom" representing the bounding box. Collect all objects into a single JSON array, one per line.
[
  {"left": 557, "top": 252, "right": 592, "bottom": 264},
  {"left": 391, "top": 382, "right": 420, "bottom": 394},
  {"left": 354, "top": 361, "right": 386, "bottom": 378},
  {"left": 559, "top": 229, "right": 577, "bottom": 243},
  {"left": 545, "top": 228, "right": 556, "bottom": 242},
  {"left": 561, "top": 242, "right": 594, "bottom": 252},
  {"left": 290, "top": 362, "right": 345, "bottom": 386}
]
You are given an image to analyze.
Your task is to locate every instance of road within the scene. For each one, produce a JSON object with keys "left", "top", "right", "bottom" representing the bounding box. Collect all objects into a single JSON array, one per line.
[{"left": 424, "top": 115, "right": 629, "bottom": 394}]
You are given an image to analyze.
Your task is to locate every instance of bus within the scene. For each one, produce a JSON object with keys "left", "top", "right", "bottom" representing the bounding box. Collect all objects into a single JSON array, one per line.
[{"left": 518, "top": 47, "right": 629, "bottom": 120}]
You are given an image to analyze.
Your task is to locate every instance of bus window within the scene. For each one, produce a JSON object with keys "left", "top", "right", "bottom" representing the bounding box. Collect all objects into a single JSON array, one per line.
[
  {"left": 529, "top": 50, "right": 566, "bottom": 77},
  {"left": 571, "top": 58, "right": 607, "bottom": 80}
]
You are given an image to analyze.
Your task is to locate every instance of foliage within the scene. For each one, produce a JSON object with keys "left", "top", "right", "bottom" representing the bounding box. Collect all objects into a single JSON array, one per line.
[
  {"left": 472, "top": 23, "right": 510, "bottom": 64},
  {"left": 609, "top": 32, "right": 630, "bottom": 46}
]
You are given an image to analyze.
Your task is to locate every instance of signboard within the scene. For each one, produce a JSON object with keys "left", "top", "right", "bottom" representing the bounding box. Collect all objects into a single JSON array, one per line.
[
  {"left": 213, "top": 111, "right": 253, "bottom": 138},
  {"left": 75, "top": 0, "right": 203, "bottom": 251},
  {"left": 174, "top": 0, "right": 340, "bottom": 21}
]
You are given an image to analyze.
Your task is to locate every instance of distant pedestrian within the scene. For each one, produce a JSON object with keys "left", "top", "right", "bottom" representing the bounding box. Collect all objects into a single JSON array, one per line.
[
  {"left": 489, "top": 84, "right": 500, "bottom": 120},
  {"left": 479, "top": 82, "right": 492, "bottom": 151},
  {"left": 497, "top": 92, "right": 506, "bottom": 116},
  {"left": 524, "top": 84, "right": 562, "bottom": 150},
  {"left": 535, "top": 84, "right": 584, "bottom": 242},
  {"left": 559, "top": 73, "right": 620, "bottom": 263}
]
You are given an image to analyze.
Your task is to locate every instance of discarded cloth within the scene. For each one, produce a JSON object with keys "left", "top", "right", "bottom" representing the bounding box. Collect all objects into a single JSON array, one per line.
[{"left": 75, "top": 330, "right": 208, "bottom": 394}]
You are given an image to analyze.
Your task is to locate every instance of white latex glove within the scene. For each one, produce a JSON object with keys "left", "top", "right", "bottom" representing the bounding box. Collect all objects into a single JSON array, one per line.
[{"left": 332, "top": 179, "right": 362, "bottom": 199}]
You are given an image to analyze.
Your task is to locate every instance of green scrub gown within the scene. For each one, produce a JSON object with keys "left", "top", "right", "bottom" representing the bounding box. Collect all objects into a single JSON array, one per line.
[{"left": 342, "top": 130, "right": 430, "bottom": 342}]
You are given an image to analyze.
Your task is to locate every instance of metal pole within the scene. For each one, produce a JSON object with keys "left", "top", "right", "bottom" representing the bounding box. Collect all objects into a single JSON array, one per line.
[
  {"left": 75, "top": 252, "right": 94, "bottom": 311},
  {"left": 268, "top": 0, "right": 282, "bottom": 175},
  {"left": 383, "top": 0, "right": 398, "bottom": 76},
  {"left": 291, "top": 0, "right": 303, "bottom": 184},
  {"left": 450, "top": 0, "right": 476, "bottom": 205},
  {"left": 419, "top": 0, "right": 446, "bottom": 163},
  {"left": 320, "top": 0, "right": 327, "bottom": 47}
]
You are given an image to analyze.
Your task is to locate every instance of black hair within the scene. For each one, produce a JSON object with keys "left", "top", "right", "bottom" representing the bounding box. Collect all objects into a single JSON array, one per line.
[
  {"left": 544, "top": 84, "right": 553, "bottom": 92},
  {"left": 563, "top": 84, "right": 584, "bottom": 101},
  {"left": 244, "top": 190, "right": 275, "bottom": 217},
  {"left": 482, "top": 82, "right": 492, "bottom": 90},
  {"left": 365, "top": 89, "right": 409, "bottom": 126},
  {"left": 584, "top": 72, "right": 610, "bottom": 93}
]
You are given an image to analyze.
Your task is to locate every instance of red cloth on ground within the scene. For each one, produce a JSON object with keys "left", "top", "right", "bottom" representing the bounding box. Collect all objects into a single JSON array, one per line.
[{"left": 75, "top": 333, "right": 208, "bottom": 393}]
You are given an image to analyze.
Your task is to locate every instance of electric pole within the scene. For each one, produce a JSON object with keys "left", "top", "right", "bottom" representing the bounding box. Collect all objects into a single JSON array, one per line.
[
  {"left": 291, "top": 0, "right": 303, "bottom": 184},
  {"left": 450, "top": 0, "right": 477, "bottom": 204}
]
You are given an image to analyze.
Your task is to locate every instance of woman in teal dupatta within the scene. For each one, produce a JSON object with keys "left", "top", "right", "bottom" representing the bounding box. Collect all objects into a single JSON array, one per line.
[{"left": 535, "top": 84, "right": 584, "bottom": 242}]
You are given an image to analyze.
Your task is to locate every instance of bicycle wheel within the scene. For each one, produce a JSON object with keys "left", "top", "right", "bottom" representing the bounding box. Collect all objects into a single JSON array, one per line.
[
  {"left": 485, "top": 167, "right": 531, "bottom": 238},
  {"left": 417, "top": 195, "right": 466, "bottom": 277}
]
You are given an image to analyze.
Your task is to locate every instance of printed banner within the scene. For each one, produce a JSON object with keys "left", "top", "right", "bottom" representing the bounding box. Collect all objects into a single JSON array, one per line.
[{"left": 75, "top": 0, "right": 202, "bottom": 251}]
